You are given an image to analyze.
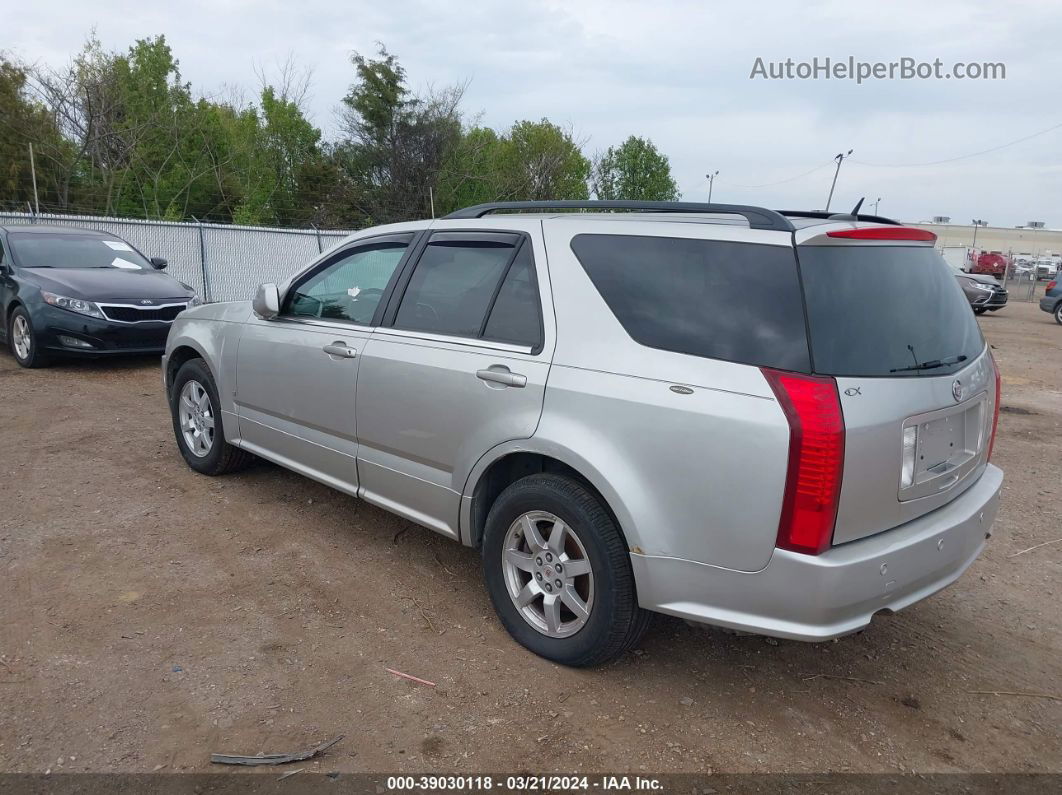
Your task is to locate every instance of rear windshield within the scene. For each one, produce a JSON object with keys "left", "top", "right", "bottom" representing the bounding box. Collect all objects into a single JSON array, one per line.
[
  {"left": 9, "top": 232, "right": 150, "bottom": 270},
  {"left": 570, "top": 234, "right": 810, "bottom": 372},
  {"left": 798, "top": 245, "right": 984, "bottom": 377}
]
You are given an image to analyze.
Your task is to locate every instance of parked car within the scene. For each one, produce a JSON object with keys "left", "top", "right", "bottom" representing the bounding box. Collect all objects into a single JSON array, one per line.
[
  {"left": 163, "top": 201, "right": 1003, "bottom": 666},
  {"left": 944, "top": 254, "right": 1007, "bottom": 313},
  {"left": 0, "top": 225, "right": 199, "bottom": 367},
  {"left": 1040, "top": 277, "right": 1062, "bottom": 324}
]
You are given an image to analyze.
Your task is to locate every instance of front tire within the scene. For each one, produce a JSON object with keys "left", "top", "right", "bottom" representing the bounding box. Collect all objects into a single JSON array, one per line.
[
  {"left": 169, "top": 358, "right": 254, "bottom": 475},
  {"left": 481, "top": 473, "right": 650, "bottom": 667},
  {"left": 8, "top": 307, "right": 49, "bottom": 368},
  {"left": 1055, "top": 303, "right": 1062, "bottom": 325}
]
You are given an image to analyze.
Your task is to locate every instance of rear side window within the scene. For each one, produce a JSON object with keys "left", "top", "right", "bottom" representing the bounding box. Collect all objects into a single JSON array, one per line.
[
  {"left": 570, "top": 234, "right": 810, "bottom": 372},
  {"left": 395, "top": 237, "right": 517, "bottom": 338},
  {"left": 799, "top": 246, "right": 984, "bottom": 377}
]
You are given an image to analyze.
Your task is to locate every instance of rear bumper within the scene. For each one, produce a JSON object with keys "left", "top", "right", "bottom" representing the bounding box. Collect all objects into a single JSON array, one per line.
[
  {"left": 1040, "top": 296, "right": 1060, "bottom": 313},
  {"left": 631, "top": 463, "right": 1003, "bottom": 640}
]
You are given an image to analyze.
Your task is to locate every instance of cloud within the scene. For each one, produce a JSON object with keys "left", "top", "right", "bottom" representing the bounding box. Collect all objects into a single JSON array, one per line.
[{"left": 5, "top": 0, "right": 1061, "bottom": 225}]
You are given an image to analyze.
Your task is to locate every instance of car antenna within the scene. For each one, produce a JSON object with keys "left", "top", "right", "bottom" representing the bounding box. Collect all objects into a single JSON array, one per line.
[{"left": 826, "top": 196, "right": 865, "bottom": 222}]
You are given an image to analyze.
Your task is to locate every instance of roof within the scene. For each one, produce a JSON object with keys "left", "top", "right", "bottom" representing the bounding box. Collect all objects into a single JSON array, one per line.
[{"left": 1, "top": 224, "right": 112, "bottom": 236}]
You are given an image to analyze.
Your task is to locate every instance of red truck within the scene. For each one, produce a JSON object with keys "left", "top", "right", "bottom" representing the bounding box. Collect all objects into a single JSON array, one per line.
[{"left": 972, "top": 251, "right": 1008, "bottom": 278}]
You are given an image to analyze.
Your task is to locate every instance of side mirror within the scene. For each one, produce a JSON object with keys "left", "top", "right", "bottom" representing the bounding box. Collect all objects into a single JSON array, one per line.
[
  {"left": 150, "top": 257, "right": 168, "bottom": 270},
  {"left": 252, "top": 283, "right": 281, "bottom": 320}
]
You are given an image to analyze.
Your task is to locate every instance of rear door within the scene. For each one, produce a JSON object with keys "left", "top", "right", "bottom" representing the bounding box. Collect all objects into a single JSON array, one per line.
[
  {"left": 355, "top": 227, "right": 553, "bottom": 540},
  {"left": 795, "top": 229, "right": 996, "bottom": 544}
]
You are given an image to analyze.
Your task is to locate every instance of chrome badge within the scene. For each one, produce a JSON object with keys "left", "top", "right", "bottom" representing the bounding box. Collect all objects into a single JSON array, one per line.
[{"left": 952, "top": 380, "right": 964, "bottom": 402}]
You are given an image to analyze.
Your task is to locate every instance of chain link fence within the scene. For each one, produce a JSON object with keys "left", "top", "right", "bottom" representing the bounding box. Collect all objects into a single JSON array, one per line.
[{"left": 0, "top": 211, "right": 357, "bottom": 303}]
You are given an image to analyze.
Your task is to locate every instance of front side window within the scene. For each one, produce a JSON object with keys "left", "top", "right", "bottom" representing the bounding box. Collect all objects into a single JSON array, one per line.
[
  {"left": 284, "top": 238, "right": 410, "bottom": 325},
  {"left": 394, "top": 236, "right": 524, "bottom": 339},
  {"left": 9, "top": 232, "right": 150, "bottom": 270}
]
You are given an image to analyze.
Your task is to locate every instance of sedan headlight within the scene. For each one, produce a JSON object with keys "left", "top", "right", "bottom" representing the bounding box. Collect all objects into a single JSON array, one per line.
[
  {"left": 41, "top": 291, "right": 105, "bottom": 319},
  {"left": 187, "top": 294, "right": 203, "bottom": 308},
  {"left": 970, "top": 282, "right": 996, "bottom": 292}
]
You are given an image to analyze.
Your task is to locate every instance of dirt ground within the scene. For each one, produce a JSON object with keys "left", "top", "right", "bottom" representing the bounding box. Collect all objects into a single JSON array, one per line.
[{"left": 0, "top": 296, "right": 1059, "bottom": 776}]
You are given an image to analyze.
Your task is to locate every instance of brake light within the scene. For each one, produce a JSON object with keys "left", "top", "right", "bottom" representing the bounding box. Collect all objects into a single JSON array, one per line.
[
  {"left": 988, "top": 355, "right": 1001, "bottom": 461},
  {"left": 1047, "top": 280, "right": 1058, "bottom": 291},
  {"left": 762, "top": 369, "right": 845, "bottom": 555},
  {"left": 826, "top": 227, "right": 937, "bottom": 242}
]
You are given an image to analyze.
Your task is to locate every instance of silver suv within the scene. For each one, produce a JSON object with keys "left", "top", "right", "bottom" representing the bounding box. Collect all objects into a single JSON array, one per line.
[{"left": 163, "top": 201, "right": 1004, "bottom": 666}]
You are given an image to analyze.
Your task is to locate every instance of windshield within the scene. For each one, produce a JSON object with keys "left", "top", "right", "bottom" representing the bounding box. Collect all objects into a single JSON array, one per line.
[
  {"left": 798, "top": 245, "right": 985, "bottom": 377},
  {"left": 9, "top": 232, "right": 150, "bottom": 270}
]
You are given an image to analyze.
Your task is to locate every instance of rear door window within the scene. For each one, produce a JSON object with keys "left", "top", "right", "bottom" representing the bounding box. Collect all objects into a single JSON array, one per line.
[
  {"left": 570, "top": 234, "right": 810, "bottom": 372},
  {"left": 394, "top": 233, "right": 521, "bottom": 339},
  {"left": 482, "top": 245, "right": 542, "bottom": 347},
  {"left": 798, "top": 245, "right": 984, "bottom": 377}
]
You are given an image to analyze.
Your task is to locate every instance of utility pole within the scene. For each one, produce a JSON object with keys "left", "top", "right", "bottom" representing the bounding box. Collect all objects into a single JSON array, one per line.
[
  {"left": 824, "top": 149, "right": 853, "bottom": 213},
  {"left": 28, "top": 143, "right": 40, "bottom": 215},
  {"left": 872, "top": 197, "right": 881, "bottom": 215},
  {"left": 971, "top": 219, "right": 985, "bottom": 251},
  {"left": 706, "top": 171, "right": 719, "bottom": 204},
  {"left": 428, "top": 186, "right": 435, "bottom": 219}
]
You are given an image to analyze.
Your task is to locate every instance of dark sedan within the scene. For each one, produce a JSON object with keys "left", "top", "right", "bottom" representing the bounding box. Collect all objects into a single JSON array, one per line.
[
  {"left": 958, "top": 272, "right": 1008, "bottom": 314},
  {"left": 0, "top": 225, "right": 199, "bottom": 367}
]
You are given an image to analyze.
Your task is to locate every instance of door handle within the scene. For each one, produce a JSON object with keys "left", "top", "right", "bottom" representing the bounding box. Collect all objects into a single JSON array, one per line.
[
  {"left": 322, "top": 342, "right": 357, "bottom": 359},
  {"left": 476, "top": 366, "right": 527, "bottom": 388}
]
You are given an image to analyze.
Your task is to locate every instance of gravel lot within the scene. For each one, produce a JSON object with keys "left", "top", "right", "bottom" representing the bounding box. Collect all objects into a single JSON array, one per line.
[{"left": 0, "top": 297, "right": 1059, "bottom": 775}]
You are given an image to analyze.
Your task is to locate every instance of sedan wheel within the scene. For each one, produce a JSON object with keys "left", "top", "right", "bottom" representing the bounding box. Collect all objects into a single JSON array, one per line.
[
  {"left": 1055, "top": 304, "right": 1062, "bottom": 325},
  {"left": 178, "top": 379, "right": 215, "bottom": 457},
  {"left": 502, "top": 511, "right": 594, "bottom": 638},
  {"left": 12, "top": 314, "right": 31, "bottom": 361},
  {"left": 8, "top": 307, "right": 48, "bottom": 368}
]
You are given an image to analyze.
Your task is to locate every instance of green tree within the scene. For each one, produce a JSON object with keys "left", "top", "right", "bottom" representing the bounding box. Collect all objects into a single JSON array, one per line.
[
  {"left": 591, "top": 135, "right": 679, "bottom": 201},
  {"left": 338, "top": 45, "right": 464, "bottom": 224},
  {"left": 0, "top": 59, "right": 67, "bottom": 208},
  {"left": 496, "top": 119, "right": 590, "bottom": 200}
]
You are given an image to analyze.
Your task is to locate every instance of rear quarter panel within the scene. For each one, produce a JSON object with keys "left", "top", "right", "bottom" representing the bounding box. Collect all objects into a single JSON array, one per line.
[{"left": 537, "top": 220, "right": 794, "bottom": 572}]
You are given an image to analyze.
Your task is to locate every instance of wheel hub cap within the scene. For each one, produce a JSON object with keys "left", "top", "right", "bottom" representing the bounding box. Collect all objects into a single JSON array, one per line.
[{"left": 501, "top": 511, "right": 594, "bottom": 638}]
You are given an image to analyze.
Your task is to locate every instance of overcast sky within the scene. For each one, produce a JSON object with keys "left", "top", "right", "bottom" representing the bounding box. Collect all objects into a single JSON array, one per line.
[{"left": 5, "top": 0, "right": 1061, "bottom": 227}]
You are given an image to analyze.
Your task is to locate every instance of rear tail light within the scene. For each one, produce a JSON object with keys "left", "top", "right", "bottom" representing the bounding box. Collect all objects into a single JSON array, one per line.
[
  {"left": 987, "top": 355, "right": 1001, "bottom": 461},
  {"left": 762, "top": 369, "right": 845, "bottom": 555},
  {"left": 826, "top": 227, "right": 937, "bottom": 242},
  {"left": 1047, "top": 280, "right": 1058, "bottom": 291}
]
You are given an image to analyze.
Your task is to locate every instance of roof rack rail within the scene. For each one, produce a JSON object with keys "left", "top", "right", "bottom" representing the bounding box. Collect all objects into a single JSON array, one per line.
[
  {"left": 443, "top": 200, "right": 796, "bottom": 232},
  {"left": 778, "top": 210, "right": 901, "bottom": 226}
]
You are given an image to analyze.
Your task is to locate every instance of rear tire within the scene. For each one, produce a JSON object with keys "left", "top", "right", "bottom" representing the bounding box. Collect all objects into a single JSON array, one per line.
[
  {"left": 8, "top": 307, "right": 49, "bottom": 368},
  {"left": 169, "top": 358, "right": 254, "bottom": 475},
  {"left": 481, "top": 473, "right": 651, "bottom": 667},
  {"left": 1055, "top": 303, "right": 1062, "bottom": 325}
]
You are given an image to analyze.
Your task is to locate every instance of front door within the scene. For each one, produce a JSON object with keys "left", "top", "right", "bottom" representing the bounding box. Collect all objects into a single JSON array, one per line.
[
  {"left": 234, "top": 234, "right": 413, "bottom": 495},
  {"left": 356, "top": 229, "right": 553, "bottom": 539}
]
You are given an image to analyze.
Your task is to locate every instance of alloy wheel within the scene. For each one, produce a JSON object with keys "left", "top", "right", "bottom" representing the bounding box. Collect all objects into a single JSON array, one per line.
[
  {"left": 501, "top": 511, "right": 595, "bottom": 638},
  {"left": 12, "top": 315, "right": 31, "bottom": 361},
  {"left": 178, "top": 379, "right": 215, "bottom": 457}
]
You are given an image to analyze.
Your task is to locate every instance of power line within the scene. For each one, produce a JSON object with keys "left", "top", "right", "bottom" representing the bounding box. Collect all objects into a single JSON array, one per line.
[
  {"left": 721, "top": 160, "right": 836, "bottom": 189},
  {"left": 852, "top": 119, "right": 1062, "bottom": 168}
]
